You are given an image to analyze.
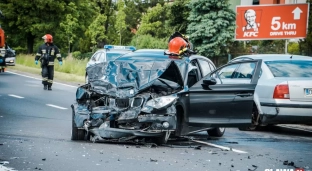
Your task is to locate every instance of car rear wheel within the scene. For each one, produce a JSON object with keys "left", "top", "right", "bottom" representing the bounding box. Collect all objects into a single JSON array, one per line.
[
  {"left": 207, "top": 127, "right": 225, "bottom": 137},
  {"left": 238, "top": 104, "right": 259, "bottom": 131},
  {"left": 71, "top": 108, "right": 85, "bottom": 140}
]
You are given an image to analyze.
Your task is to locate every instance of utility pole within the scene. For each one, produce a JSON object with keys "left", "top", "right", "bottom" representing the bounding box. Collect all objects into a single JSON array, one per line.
[{"left": 285, "top": 39, "right": 288, "bottom": 54}]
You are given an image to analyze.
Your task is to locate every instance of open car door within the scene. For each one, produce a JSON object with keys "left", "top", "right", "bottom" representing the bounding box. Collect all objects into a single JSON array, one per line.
[{"left": 187, "top": 59, "right": 262, "bottom": 128}]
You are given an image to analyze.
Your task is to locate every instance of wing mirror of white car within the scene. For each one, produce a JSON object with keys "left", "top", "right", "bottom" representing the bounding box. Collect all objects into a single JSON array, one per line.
[{"left": 203, "top": 77, "right": 217, "bottom": 85}]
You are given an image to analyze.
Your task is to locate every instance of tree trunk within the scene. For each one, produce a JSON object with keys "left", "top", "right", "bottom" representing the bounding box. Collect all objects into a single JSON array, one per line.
[{"left": 27, "top": 33, "right": 35, "bottom": 54}]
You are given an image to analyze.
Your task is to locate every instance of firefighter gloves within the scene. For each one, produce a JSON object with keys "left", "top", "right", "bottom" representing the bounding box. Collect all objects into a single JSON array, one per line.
[
  {"left": 59, "top": 61, "right": 62, "bottom": 66},
  {"left": 35, "top": 60, "right": 38, "bottom": 65}
]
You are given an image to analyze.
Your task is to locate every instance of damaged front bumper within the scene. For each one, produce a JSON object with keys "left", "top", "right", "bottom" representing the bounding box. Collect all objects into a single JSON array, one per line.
[{"left": 72, "top": 100, "right": 177, "bottom": 141}]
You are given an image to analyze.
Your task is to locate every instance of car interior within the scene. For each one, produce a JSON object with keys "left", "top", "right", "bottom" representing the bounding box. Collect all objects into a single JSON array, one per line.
[{"left": 187, "top": 61, "right": 200, "bottom": 87}]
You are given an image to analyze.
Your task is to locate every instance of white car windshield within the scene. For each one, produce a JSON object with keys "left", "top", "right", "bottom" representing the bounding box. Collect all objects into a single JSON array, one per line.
[{"left": 265, "top": 60, "right": 312, "bottom": 77}]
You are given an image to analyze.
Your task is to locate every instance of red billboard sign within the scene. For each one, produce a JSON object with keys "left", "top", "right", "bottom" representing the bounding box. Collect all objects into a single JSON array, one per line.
[{"left": 235, "top": 3, "right": 309, "bottom": 40}]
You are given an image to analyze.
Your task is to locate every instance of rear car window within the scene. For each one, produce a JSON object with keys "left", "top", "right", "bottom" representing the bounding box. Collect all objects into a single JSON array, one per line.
[
  {"left": 107, "top": 53, "right": 126, "bottom": 61},
  {"left": 265, "top": 60, "right": 312, "bottom": 77}
]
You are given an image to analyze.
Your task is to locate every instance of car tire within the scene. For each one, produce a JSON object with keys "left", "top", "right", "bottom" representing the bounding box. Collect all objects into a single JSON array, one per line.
[
  {"left": 207, "top": 127, "right": 225, "bottom": 137},
  {"left": 238, "top": 105, "right": 259, "bottom": 131},
  {"left": 71, "top": 108, "right": 85, "bottom": 140},
  {"left": 153, "top": 131, "right": 170, "bottom": 145}
]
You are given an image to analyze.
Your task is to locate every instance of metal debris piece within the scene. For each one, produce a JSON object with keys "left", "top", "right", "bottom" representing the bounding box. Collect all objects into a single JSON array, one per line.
[
  {"left": 146, "top": 143, "right": 157, "bottom": 148},
  {"left": 248, "top": 164, "right": 258, "bottom": 171},
  {"left": 150, "top": 158, "right": 158, "bottom": 162},
  {"left": 194, "top": 146, "right": 201, "bottom": 150},
  {"left": 283, "top": 160, "right": 288, "bottom": 165},
  {"left": 288, "top": 161, "right": 294, "bottom": 166},
  {"left": 42, "top": 158, "right": 46, "bottom": 161}
]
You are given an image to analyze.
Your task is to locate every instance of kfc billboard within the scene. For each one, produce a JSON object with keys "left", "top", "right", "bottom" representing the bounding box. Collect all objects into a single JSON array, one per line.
[{"left": 235, "top": 3, "right": 309, "bottom": 40}]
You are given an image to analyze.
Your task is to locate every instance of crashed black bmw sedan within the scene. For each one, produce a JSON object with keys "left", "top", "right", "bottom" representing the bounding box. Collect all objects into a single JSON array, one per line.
[{"left": 71, "top": 49, "right": 262, "bottom": 144}]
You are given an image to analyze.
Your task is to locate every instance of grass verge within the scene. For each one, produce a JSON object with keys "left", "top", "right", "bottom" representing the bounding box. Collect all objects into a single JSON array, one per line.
[{"left": 7, "top": 54, "right": 87, "bottom": 85}]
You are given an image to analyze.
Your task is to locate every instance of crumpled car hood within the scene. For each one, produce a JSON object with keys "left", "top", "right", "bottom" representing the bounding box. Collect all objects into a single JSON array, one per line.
[{"left": 86, "top": 58, "right": 187, "bottom": 98}]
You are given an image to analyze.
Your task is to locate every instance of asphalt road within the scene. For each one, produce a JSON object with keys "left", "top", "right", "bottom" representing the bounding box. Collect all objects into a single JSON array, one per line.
[{"left": 0, "top": 71, "right": 312, "bottom": 171}]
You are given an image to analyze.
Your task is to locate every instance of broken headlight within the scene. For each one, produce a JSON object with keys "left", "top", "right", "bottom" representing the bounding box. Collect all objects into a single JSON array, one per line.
[{"left": 145, "top": 96, "right": 177, "bottom": 110}]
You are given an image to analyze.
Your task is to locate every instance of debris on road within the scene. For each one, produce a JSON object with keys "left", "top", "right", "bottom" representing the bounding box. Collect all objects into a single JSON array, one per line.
[
  {"left": 194, "top": 145, "right": 201, "bottom": 150},
  {"left": 225, "top": 142, "right": 238, "bottom": 144},
  {"left": 248, "top": 164, "right": 258, "bottom": 171},
  {"left": 150, "top": 158, "right": 158, "bottom": 162}
]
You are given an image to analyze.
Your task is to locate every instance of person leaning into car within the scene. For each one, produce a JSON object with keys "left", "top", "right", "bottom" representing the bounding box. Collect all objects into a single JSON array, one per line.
[{"left": 35, "top": 34, "right": 62, "bottom": 91}]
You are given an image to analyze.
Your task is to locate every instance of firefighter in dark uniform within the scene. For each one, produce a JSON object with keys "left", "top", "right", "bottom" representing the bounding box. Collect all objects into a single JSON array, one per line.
[{"left": 35, "top": 34, "right": 62, "bottom": 90}]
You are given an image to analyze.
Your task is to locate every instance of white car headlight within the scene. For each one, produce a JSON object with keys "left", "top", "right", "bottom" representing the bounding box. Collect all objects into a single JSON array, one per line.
[{"left": 145, "top": 96, "right": 177, "bottom": 110}]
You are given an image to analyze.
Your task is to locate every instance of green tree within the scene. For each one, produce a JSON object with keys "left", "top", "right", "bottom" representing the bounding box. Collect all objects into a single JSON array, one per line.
[
  {"left": 129, "top": 34, "right": 167, "bottom": 49},
  {"left": 257, "top": 40, "right": 284, "bottom": 54},
  {"left": 137, "top": 3, "right": 171, "bottom": 38},
  {"left": 60, "top": 2, "right": 80, "bottom": 53},
  {"left": 89, "top": 0, "right": 116, "bottom": 46},
  {"left": 168, "top": 0, "right": 190, "bottom": 33},
  {"left": 115, "top": 0, "right": 127, "bottom": 45},
  {"left": 288, "top": 42, "right": 300, "bottom": 55},
  {"left": 86, "top": 14, "right": 107, "bottom": 48},
  {"left": 0, "top": 0, "right": 80, "bottom": 53},
  {"left": 299, "top": 0, "right": 312, "bottom": 56},
  {"left": 186, "top": 0, "right": 236, "bottom": 59}
]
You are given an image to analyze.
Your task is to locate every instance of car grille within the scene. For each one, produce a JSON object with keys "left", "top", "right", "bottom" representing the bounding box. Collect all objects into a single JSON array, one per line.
[{"left": 116, "top": 98, "right": 130, "bottom": 108}]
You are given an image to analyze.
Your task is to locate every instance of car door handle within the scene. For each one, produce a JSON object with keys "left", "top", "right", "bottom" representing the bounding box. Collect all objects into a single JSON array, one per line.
[{"left": 236, "top": 93, "right": 253, "bottom": 97}]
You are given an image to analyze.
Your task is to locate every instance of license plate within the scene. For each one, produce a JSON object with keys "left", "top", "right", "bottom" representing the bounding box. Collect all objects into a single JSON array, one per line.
[{"left": 304, "top": 88, "right": 312, "bottom": 96}]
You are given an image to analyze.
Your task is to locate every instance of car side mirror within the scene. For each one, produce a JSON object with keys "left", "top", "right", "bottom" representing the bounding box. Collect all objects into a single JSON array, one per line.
[{"left": 203, "top": 77, "right": 217, "bottom": 85}]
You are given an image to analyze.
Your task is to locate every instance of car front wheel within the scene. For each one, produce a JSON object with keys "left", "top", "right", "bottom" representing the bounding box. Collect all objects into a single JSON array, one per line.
[
  {"left": 71, "top": 108, "right": 85, "bottom": 140},
  {"left": 207, "top": 127, "right": 225, "bottom": 137}
]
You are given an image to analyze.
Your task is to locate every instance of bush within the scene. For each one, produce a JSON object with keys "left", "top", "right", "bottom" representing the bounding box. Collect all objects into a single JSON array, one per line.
[
  {"left": 129, "top": 34, "right": 167, "bottom": 49},
  {"left": 13, "top": 46, "right": 28, "bottom": 54},
  {"left": 72, "top": 51, "right": 82, "bottom": 59},
  {"left": 71, "top": 51, "right": 93, "bottom": 60}
]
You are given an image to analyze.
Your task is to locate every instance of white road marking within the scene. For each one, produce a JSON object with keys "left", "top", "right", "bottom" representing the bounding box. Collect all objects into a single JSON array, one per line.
[
  {"left": 46, "top": 104, "right": 68, "bottom": 110},
  {"left": 278, "top": 125, "right": 312, "bottom": 133},
  {"left": 191, "top": 140, "right": 248, "bottom": 154},
  {"left": 0, "top": 161, "right": 16, "bottom": 171},
  {"left": 8, "top": 94, "right": 24, "bottom": 99},
  {"left": 6, "top": 71, "right": 78, "bottom": 88}
]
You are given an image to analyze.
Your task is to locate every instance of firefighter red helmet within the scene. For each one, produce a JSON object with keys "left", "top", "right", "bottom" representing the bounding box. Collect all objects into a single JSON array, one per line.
[
  {"left": 42, "top": 34, "right": 53, "bottom": 43},
  {"left": 167, "top": 37, "right": 189, "bottom": 55}
]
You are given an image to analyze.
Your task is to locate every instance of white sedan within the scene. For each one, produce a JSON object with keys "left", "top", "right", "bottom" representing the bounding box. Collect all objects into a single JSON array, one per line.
[{"left": 227, "top": 54, "right": 312, "bottom": 130}]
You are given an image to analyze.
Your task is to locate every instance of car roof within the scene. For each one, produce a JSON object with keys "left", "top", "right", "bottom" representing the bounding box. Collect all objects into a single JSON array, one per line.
[
  {"left": 95, "top": 48, "right": 132, "bottom": 54},
  {"left": 116, "top": 49, "right": 214, "bottom": 64},
  {"left": 231, "top": 54, "right": 312, "bottom": 62}
]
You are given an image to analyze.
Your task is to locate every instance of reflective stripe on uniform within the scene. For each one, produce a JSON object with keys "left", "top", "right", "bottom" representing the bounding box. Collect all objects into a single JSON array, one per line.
[
  {"left": 178, "top": 48, "right": 187, "bottom": 55},
  {"left": 42, "top": 77, "right": 48, "bottom": 81},
  {"left": 47, "top": 79, "right": 53, "bottom": 84},
  {"left": 48, "top": 62, "right": 54, "bottom": 65},
  {"left": 56, "top": 54, "right": 61, "bottom": 58},
  {"left": 36, "top": 53, "right": 41, "bottom": 56}
]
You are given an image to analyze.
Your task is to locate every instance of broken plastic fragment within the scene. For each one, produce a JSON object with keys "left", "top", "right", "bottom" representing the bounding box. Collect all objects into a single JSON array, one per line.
[
  {"left": 194, "top": 146, "right": 201, "bottom": 150},
  {"left": 150, "top": 158, "right": 158, "bottom": 162}
]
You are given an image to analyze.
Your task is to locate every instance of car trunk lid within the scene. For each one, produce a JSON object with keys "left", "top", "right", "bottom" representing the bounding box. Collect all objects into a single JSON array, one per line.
[{"left": 288, "top": 78, "right": 312, "bottom": 102}]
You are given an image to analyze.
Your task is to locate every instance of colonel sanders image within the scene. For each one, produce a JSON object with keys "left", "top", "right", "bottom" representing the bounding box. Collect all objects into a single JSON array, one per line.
[{"left": 243, "top": 9, "right": 260, "bottom": 32}]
